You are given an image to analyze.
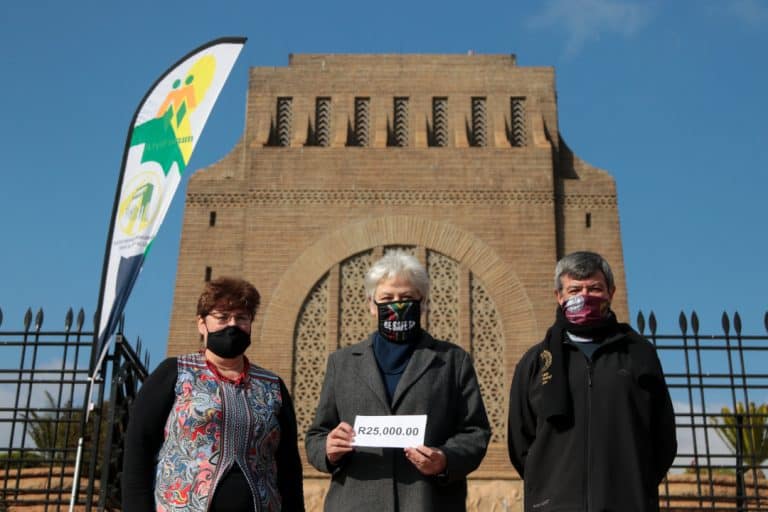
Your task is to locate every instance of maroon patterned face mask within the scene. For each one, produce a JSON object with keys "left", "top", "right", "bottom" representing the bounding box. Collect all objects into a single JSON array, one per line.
[{"left": 562, "top": 294, "right": 611, "bottom": 325}]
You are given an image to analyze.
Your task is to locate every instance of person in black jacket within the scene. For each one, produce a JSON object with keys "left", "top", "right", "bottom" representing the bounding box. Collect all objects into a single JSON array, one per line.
[{"left": 507, "top": 251, "right": 677, "bottom": 512}]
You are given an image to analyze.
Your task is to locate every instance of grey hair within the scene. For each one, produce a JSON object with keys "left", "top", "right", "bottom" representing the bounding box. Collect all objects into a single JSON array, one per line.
[
  {"left": 364, "top": 250, "right": 430, "bottom": 301},
  {"left": 554, "top": 251, "right": 615, "bottom": 291}
]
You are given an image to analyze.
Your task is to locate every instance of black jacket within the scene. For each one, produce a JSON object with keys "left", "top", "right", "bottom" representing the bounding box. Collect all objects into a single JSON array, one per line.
[{"left": 507, "top": 330, "right": 677, "bottom": 512}]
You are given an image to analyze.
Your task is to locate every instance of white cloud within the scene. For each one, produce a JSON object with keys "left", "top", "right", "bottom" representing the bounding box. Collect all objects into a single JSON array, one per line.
[{"left": 528, "top": 0, "right": 652, "bottom": 55}]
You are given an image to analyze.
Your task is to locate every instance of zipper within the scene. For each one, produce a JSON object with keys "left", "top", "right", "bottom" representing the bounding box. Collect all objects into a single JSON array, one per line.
[
  {"left": 566, "top": 338, "right": 606, "bottom": 512},
  {"left": 569, "top": 334, "right": 626, "bottom": 512}
]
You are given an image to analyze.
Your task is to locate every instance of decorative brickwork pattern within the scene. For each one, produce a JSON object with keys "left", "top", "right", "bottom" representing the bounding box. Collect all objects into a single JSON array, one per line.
[
  {"left": 292, "top": 274, "right": 329, "bottom": 441},
  {"left": 426, "top": 250, "right": 460, "bottom": 344},
  {"left": 290, "top": 244, "right": 507, "bottom": 446},
  {"left": 470, "top": 274, "right": 506, "bottom": 444},
  {"left": 187, "top": 189, "right": 572, "bottom": 207},
  {"left": 510, "top": 97, "right": 527, "bottom": 147},
  {"left": 314, "top": 97, "right": 331, "bottom": 147},
  {"left": 276, "top": 97, "right": 292, "bottom": 147},
  {"left": 561, "top": 195, "right": 618, "bottom": 208},
  {"left": 432, "top": 97, "right": 448, "bottom": 147},
  {"left": 471, "top": 97, "right": 487, "bottom": 147},
  {"left": 339, "top": 251, "right": 374, "bottom": 348},
  {"left": 353, "top": 97, "right": 370, "bottom": 147},
  {"left": 392, "top": 97, "right": 409, "bottom": 147}
]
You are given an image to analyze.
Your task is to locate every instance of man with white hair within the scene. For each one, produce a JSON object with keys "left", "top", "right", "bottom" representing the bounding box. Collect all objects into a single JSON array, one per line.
[
  {"left": 306, "top": 249, "right": 490, "bottom": 511},
  {"left": 507, "top": 251, "right": 677, "bottom": 512}
]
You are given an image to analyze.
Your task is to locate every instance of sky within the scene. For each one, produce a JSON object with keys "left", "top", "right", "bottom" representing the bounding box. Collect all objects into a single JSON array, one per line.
[{"left": 0, "top": 1, "right": 766, "bottom": 373}]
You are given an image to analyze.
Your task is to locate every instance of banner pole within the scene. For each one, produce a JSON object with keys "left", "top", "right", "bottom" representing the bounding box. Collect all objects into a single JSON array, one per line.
[{"left": 69, "top": 37, "right": 246, "bottom": 512}]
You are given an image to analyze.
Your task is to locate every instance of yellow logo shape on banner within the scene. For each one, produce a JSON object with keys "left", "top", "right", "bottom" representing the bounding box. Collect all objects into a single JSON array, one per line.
[
  {"left": 117, "top": 172, "right": 164, "bottom": 236},
  {"left": 157, "top": 54, "right": 216, "bottom": 165}
]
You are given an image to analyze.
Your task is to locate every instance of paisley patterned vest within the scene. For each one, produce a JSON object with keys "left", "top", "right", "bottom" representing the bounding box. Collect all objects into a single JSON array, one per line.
[{"left": 154, "top": 353, "right": 283, "bottom": 511}]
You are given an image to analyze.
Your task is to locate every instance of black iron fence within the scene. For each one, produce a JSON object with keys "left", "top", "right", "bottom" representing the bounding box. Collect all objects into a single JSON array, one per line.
[
  {"left": 0, "top": 307, "right": 766, "bottom": 511},
  {"left": 641, "top": 310, "right": 768, "bottom": 511},
  {"left": 0, "top": 308, "right": 148, "bottom": 512}
]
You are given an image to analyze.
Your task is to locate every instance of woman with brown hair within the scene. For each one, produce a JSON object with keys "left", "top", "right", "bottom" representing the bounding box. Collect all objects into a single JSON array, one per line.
[{"left": 123, "top": 277, "right": 304, "bottom": 512}]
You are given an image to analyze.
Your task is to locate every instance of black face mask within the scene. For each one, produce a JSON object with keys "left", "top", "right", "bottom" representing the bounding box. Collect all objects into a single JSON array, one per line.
[
  {"left": 206, "top": 326, "right": 251, "bottom": 358},
  {"left": 376, "top": 299, "right": 421, "bottom": 343}
]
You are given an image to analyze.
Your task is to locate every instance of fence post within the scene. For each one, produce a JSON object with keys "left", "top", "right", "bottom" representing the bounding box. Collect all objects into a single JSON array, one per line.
[
  {"left": 735, "top": 413, "right": 745, "bottom": 512},
  {"left": 99, "top": 333, "right": 124, "bottom": 510}
]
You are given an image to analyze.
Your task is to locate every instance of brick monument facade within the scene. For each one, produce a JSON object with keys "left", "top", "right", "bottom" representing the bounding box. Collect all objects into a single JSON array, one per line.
[{"left": 167, "top": 54, "right": 627, "bottom": 509}]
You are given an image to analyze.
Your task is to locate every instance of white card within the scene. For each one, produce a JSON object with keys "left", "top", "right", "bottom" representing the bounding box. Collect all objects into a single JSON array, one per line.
[{"left": 351, "top": 414, "right": 427, "bottom": 448}]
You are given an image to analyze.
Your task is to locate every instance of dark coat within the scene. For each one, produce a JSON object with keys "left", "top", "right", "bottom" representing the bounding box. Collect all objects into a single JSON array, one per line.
[
  {"left": 305, "top": 332, "right": 491, "bottom": 512},
  {"left": 507, "top": 330, "right": 677, "bottom": 512}
]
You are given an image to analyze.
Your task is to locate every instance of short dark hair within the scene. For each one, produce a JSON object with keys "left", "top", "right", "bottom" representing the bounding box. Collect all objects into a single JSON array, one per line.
[
  {"left": 554, "top": 251, "right": 615, "bottom": 292},
  {"left": 196, "top": 277, "right": 260, "bottom": 318}
]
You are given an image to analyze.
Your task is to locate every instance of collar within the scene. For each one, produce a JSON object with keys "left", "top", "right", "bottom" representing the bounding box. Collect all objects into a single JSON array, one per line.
[
  {"left": 358, "top": 329, "right": 434, "bottom": 352},
  {"left": 566, "top": 332, "right": 594, "bottom": 343},
  {"left": 563, "top": 330, "right": 628, "bottom": 352},
  {"left": 203, "top": 352, "right": 250, "bottom": 385}
]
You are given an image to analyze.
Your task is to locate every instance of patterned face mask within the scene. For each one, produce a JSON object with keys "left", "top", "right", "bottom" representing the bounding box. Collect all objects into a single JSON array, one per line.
[
  {"left": 562, "top": 294, "right": 611, "bottom": 325},
  {"left": 375, "top": 299, "right": 421, "bottom": 343}
]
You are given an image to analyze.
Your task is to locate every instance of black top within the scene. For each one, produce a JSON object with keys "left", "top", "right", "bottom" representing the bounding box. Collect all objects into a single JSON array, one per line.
[
  {"left": 508, "top": 330, "right": 677, "bottom": 512},
  {"left": 121, "top": 357, "right": 305, "bottom": 512}
]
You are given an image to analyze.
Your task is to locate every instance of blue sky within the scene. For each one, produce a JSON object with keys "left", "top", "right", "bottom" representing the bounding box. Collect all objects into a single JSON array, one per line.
[{"left": 0, "top": 0, "right": 766, "bottom": 373}]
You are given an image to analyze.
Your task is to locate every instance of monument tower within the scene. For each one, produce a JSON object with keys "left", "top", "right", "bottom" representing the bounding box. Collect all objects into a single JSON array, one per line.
[{"left": 168, "top": 53, "right": 627, "bottom": 504}]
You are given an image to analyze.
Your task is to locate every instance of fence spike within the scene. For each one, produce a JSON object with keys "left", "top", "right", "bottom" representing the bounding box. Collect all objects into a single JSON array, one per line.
[
  {"left": 733, "top": 312, "right": 742, "bottom": 335},
  {"left": 678, "top": 311, "right": 688, "bottom": 335},
  {"left": 35, "top": 308, "right": 44, "bottom": 330},
  {"left": 691, "top": 311, "right": 699, "bottom": 334},
  {"left": 721, "top": 311, "right": 730, "bottom": 335},
  {"left": 65, "top": 308, "right": 73, "bottom": 331},
  {"left": 649, "top": 311, "right": 657, "bottom": 335},
  {"left": 24, "top": 308, "right": 32, "bottom": 330},
  {"left": 765, "top": 311, "right": 768, "bottom": 334},
  {"left": 636, "top": 311, "right": 645, "bottom": 334},
  {"left": 76, "top": 308, "right": 85, "bottom": 331},
  {"left": 0, "top": 307, "right": 3, "bottom": 328}
]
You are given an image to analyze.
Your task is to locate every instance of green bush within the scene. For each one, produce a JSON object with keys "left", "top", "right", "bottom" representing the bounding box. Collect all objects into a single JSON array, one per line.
[
  {"left": 711, "top": 401, "right": 768, "bottom": 470},
  {"left": 0, "top": 450, "right": 46, "bottom": 469}
]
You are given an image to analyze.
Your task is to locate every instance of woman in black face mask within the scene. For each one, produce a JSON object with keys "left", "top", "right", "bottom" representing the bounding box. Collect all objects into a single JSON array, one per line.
[
  {"left": 122, "top": 277, "right": 305, "bottom": 512},
  {"left": 305, "top": 250, "right": 491, "bottom": 512}
]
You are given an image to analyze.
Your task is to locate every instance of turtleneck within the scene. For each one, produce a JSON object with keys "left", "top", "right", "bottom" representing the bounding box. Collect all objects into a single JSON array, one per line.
[{"left": 373, "top": 331, "right": 416, "bottom": 403}]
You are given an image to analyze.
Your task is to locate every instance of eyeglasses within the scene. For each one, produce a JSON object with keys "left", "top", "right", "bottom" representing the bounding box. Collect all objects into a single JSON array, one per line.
[{"left": 207, "top": 311, "right": 252, "bottom": 326}]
